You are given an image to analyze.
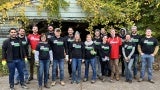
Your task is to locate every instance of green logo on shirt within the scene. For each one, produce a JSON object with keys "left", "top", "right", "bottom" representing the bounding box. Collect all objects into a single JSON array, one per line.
[
  {"left": 67, "top": 38, "right": 74, "bottom": 42},
  {"left": 73, "top": 44, "right": 81, "bottom": 48},
  {"left": 85, "top": 46, "right": 93, "bottom": 50},
  {"left": 132, "top": 38, "right": 139, "bottom": 43},
  {"left": 22, "top": 41, "right": 27, "bottom": 45},
  {"left": 40, "top": 46, "right": 49, "bottom": 51},
  {"left": 144, "top": 40, "right": 154, "bottom": 45},
  {"left": 54, "top": 40, "right": 64, "bottom": 46},
  {"left": 102, "top": 46, "right": 109, "bottom": 50},
  {"left": 94, "top": 41, "right": 101, "bottom": 45},
  {"left": 11, "top": 42, "right": 20, "bottom": 47}
]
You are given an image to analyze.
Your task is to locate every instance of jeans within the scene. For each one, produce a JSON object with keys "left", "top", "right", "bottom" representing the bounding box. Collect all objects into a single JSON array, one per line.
[
  {"left": 133, "top": 54, "right": 139, "bottom": 76},
  {"left": 7, "top": 59, "right": 24, "bottom": 87},
  {"left": 124, "top": 59, "right": 134, "bottom": 80},
  {"left": 38, "top": 60, "right": 50, "bottom": 86},
  {"left": 101, "top": 61, "right": 111, "bottom": 76},
  {"left": 96, "top": 56, "right": 102, "bottom": 77},
  {"left": 14, "top": 60, "right": 29, "bottom": 82},
  {"left": 84, "top": 58, "right": 96, "bottom": 80},
  {"left": 140, "top": 54, "right": 154, "bottom": 80},
  {"left": 72, "top": 58, "right": 82, "bottom": 82},
  {"left": 52, "top": 59, "right": 64, "bottom": 81},
  {"left": 28, "top": 53, "right": 35, "bottom": 78}
]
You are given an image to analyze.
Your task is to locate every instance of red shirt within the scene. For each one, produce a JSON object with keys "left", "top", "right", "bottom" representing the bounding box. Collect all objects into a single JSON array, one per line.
[
  {"left": 28, "top": 34, "right": 40, "bottom": 50},
  {"left": 108, "top": 36, "right": 122, "bottom": 59}
]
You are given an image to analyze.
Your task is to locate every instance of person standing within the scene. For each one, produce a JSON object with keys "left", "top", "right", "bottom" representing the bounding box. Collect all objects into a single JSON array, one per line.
[
  {"left": 119, "top": 28, "right": 127, "bottom": 77},
  {"left": 108, "top": 28, "right": 122, "bottom": 82},
  {"left": 122, "top": 34, "right": 135, "bottom": 83},
  {"left": 64, "top": 27, "right": 74, "bottom": 79},
  {"left": 98, "top": 35, "right": 111, "bottom": 82},
  {"left": 35, "top": 34, "right": 53, "bottom": 90},
  {"left": 14, "top": 28, "right": 30, "bottom": 85},
  {"left": 100, "top": 28, "right": 107, "bottom": 37},
  {"left": 27, "top": 25, "right": 40, "bottom": 81},
  {"left": 2, "top": 28, "right": 28, "bottom": 90},
  {"left": 83, "top": 34, "right": 97, "bottom": 84},
  {"left": 138, "top": 28, "right": 159, "bottom": 83},
  {"left": 46, "top": 24, "right": 55, "bottom": 39},
  {"left": 69, "top": 31, "right": 85, "bottom": 84},
  {"left": 49, "top": 28, "right": 68, "bottom": 86},
  {"left": 130, "top": 26, "right": 141, "bottom": 79}
]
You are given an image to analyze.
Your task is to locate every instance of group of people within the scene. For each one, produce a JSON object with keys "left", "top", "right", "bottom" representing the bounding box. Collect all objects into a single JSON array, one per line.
[{"left": 1, "top": 25, "right": 159, "bottom": 90}]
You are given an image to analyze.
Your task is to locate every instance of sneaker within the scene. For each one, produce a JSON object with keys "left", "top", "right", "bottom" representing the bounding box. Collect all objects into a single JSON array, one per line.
[
  {"left": 38, "top": 86, "right": 42, "bottom": 90},
  {"left": 98, "top": 76, "right": 103, "bottom": 80},
  {"left": 76, "top": 80, "right": 80, "bottom": 84},
  {"left": 125, "top": 79, "right": 129, "bottom": 82},
  {"left": 44, "top": 83, "right": 50, "bottom": 88},
  {"left": 134, "top": 75, "right": 137, "bottom": 79},
  {"left": 138, "top": 78, "right": 143, "bottom": 82},
  {"left": 21, "top": 84, "right": 29, "bottom": 89},
  {"left": 60, "top": 81, "right": 65, "bottom": 86},
  {"left": 91, "top": 80, "right": 96, "bottom": 84},
  {"left": 148, "top": 79, "right": 155, "bottom": 84},
  {"left": 110, "top": 79, "right": 114, "bottom": 83},
  {"left": 69, "top": 75, "right": 72, "bottom": 80},
  {"left": 28, "top": 77, "right": 33, "bottom": 81},
  {"left": 102, "top": 76, "right": 106, "bottom": 82},
  {"left": 83, "top": 78, "right": 88, "bottom": 82},
  {"left": 116, "top": 75, "right": 120, "bottom": 81},
  {"left": 51, "top": 81, "right": 56, "bottom": 86}
]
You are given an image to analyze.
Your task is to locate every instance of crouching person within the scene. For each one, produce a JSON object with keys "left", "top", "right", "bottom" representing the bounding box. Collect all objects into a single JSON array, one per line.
[
  {"left": 69, "top": 31, "right": 85, "bottom": 84},
  {"left": 35, "top": 33, "right": 53, "bottom": 90},
  {"left": 122, "top": 34, "right": 135, "bottom": 83},
  {"left": 83, "top": 34, "right": 97, "bottom": 84}
]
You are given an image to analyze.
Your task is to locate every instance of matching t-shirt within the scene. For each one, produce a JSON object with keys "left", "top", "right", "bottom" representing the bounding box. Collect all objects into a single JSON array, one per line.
[
  {"left": 122, "top": 41, "right": 135, "bottom": 58},
  {"left": 131, "top": 34, "right": 141, "bottom": 54},
  {"left": 139, "top": 37, "right": 158, "bottom": 54}
]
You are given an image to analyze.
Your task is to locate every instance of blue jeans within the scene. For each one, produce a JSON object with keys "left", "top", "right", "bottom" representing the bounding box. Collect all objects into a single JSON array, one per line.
[
  {"left": 124, "top": 59, "right": 134, "bottom": 80},
  {"left": 72, "top": 58, "right": 82, "bottom": 82},
  {"left": 140, "top": 54, "right": 154, "bottom": 80},
  {"left": 7, "top": 59, "right": 24, "bottom": 87},
  {"left": 84, "top": 58, "right": 96, "bottom": 80},
  {"left": 96, "top": 56, "right": 102, "bottom": 77},
  {"left": 133, "top": 54, "right": 139, "bottom": 76},
  {"left": 52, "top": 59, "right": 64, "bottom": 81},
  {"left": 38, "top": 60, "right": 50, "bottom": 86},
  {"left": 14, "top": 60, "right": 29, "bottom": 82}
]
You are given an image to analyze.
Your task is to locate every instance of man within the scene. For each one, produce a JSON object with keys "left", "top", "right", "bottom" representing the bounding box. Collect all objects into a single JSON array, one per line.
[
  {"left": 27, "top": 25, "right": 40, "bottom": 81},
  {"left": 93, "top": 29, "right": 102, "bottom": 79},
  {"left": 138, "top": 28, "right": 159, "bottom": 83},
  {"left": 14, "top": 28, "right": 30, "bottom": 85},
  {"left": 46, "top": 24, "right": 55, "bottom": 39},
  {"left": 130, "top": 26, "right": 141, "bottom": 79},
  {"left": 2, "top": 28, "right": 28, "bottom": 90},
  {"left": 101, "top": 28, "right": 107, "bottom": 38},
  {"left": 108, "top": 28, "right": 122, "bottom": 82},
  {"left": 64, "top": 27, "right": 74, "bottom": 79},
  {"left": 49, "top": 28, "right": 68, "bottom": 86},
  {"left": 119, "top": 28, "right": 127, "bottom": 77}
]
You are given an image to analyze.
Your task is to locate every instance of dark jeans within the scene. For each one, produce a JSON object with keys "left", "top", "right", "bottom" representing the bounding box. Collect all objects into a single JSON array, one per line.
[
  {"left": 7, "top": 59, "right": 24, "bottom": 87},
  {"left": 72, "top": 58, "right": 82, "bottom": 82},
  {"left": 68, "top": 61, "right": 72, "bottom": 76},
  {"left": 38, "top": 60, "right": 50, "bottom": 86},
  {"left": 120, "top": 56, "right": 125, "bottom": 75},
  {"left": 101, "top": 61, "right": 111, "bottom": 76},
  {"left": 84, "top": 58, "right": 97, "bottom": 80}
]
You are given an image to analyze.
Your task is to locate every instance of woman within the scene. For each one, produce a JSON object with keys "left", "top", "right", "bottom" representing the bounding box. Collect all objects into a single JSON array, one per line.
[
  {"left": 69, "top": 31, "right": 85, "bottom": 84},
  {"left": 122, "top": 34, "right": 135, "bottom": 83},
  {"left": 99, "top": 35, "right": 111, "bottom": 82},
  {"left": 83, "top": 34, "right": 97, "bottom": 84},
  {"left": 35, "top": 33, "right": 53, "bottom": 90}
]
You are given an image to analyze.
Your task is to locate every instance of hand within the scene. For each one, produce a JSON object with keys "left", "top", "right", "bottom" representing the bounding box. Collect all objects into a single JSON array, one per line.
[
  {"left": 70, "top": 59, "right": 72, "bottom": 62},
  {"left": 24, "top": 58, "right": 28, "bottom": 63},
  {"left": 2, "top": 60, "right": 7, "bottom": 66},
  {"left": 82, "top": 59, "right": 85, "bottom": 63},
  {"left": 151, "top": 54, "right": 154, "bottom": 57},
  {"left": 32, "top": 50, "right": 35, "bottom": 54},
  {"left": 141, "top": 53, "right": 144, "bottom": 56},
  {"left": 65, "top": 55, "right": 69, "bottom": 61}
]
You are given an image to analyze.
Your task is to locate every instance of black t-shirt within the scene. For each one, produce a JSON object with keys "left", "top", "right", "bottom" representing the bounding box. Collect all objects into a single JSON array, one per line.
[
  {"left": 10, "top": 38, "right": 21, "bottom": 60},
  {"left": 46, "top": 32, "right": 55, "bottom": 39},
  {"left": 99, "top": 43, "right": 110, "bottom": 58},
  {"left": 131, "top": 34, "right": 141, "bottom": 54},
  {"left": 19, "top": 37, "right": 29, "bottom": 55},
  {"left": 36, "top": 43, "right": 51, "bottom": 60},
  {"left": 93, "top": 37, "right": 102, "bottom": 55},
  {"left": 139, "top": 37, "right": 158, "bottom": 54},
  {"left": 84, "top": 43, "right": 96, "bottom": 59},
  {"left": 122, "top": 42, "right": 135, "bottom": 58}
]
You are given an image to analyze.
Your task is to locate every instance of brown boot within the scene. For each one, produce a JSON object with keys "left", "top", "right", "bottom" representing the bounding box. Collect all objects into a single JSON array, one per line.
[{"left": 116, "top": 74, "right": 120, "bottom": 81}]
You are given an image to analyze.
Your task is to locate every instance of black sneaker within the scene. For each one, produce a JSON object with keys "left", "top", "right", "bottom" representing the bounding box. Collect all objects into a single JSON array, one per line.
[
  {"left": 14, "top": 81, "right": 19, "bottom": 85},
  {"left": 44, "top": 83, "right": 50, "bottom": 88},
  {"left": 125, "top": 79, "right": 129, "bottom": 82},
  {"left": 21, "top": 84, "right": 29, "bottom": 89}
]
